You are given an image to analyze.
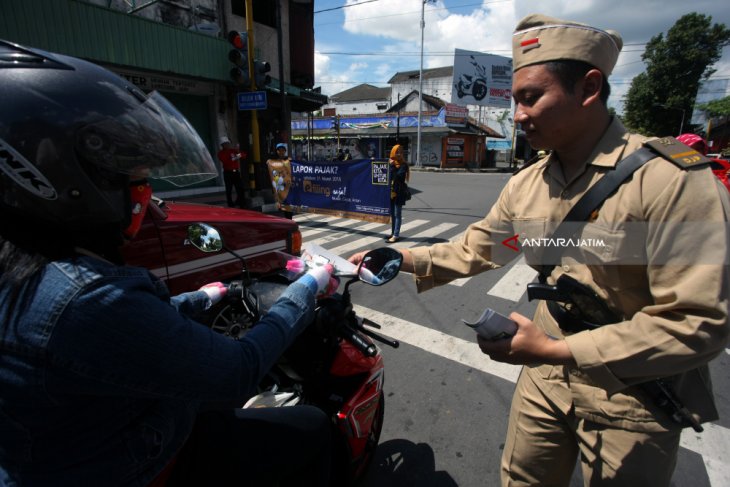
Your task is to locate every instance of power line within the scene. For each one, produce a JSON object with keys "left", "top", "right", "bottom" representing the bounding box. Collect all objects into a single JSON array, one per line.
[
  {"left": 315, "top": 0, "right": 510, "bottom": 26},
  {"left": 314, "top": 0, "right": 380, "bottom": 15}
]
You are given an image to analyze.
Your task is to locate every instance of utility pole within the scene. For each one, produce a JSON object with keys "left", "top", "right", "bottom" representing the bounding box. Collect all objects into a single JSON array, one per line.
[
  {"left": 416, "top": 1, "right": 425, "bottom": 168},
  {"left": 244, "top": 0, "right": 261, "bottom": 193},
  {"left": 276, "top": 0, "right": 288, "bottom": 148},
  {"left": 416, "top": 0, "right": 435, "bottom": 168},
  {"left": 396, "top": 92, "right": 401, "bottom": 142}
]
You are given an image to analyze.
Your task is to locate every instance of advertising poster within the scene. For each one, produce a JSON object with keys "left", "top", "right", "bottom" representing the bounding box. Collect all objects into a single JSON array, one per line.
[
  {"left": 451, "top": 48, "right": 513, "bottom": 108},
  {"left": 445, "top": 137, "right": 465, "bottom": 165},
  {"left": 267, "top": 159, "right": 391, "bottom": 223}
]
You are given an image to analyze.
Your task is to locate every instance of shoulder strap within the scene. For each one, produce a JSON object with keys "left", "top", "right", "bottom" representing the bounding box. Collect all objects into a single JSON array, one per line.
[{"left": 537, "top": 147, "right": 655, "bottom": 282}]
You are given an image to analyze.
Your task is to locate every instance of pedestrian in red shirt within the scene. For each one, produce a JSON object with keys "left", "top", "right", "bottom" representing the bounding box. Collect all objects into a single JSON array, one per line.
[{"left": 217, "top": 137, "right": 246, "bottom": 208}]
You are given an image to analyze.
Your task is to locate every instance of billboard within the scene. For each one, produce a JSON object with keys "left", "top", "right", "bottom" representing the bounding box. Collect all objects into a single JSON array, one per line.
[{"left": 451, "top": 48, "right": 512, "bottom": 108}]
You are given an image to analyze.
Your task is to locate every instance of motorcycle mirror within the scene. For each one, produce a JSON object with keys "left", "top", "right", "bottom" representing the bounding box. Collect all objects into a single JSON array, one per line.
[
  {"left": 357, "top": 248, "right": 403, "bottom": 286},
  {"left": 187, "top": 222, "right": 223, "bottom": 252}
]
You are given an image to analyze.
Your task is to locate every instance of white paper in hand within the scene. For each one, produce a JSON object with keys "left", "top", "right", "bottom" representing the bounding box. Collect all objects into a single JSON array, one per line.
[{"left": 462, "top": 308, "right": 517, "bottom": 340}]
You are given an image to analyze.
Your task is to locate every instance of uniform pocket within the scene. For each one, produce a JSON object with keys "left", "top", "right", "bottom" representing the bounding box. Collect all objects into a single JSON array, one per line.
[{"left": 512, "top": 218, "right": 547, "bottom": 267}]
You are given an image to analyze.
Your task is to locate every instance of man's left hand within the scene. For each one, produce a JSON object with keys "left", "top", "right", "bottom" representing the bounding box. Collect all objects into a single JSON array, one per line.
[{"left": 476, "top": 312, "right": 575, "bottom": 366}]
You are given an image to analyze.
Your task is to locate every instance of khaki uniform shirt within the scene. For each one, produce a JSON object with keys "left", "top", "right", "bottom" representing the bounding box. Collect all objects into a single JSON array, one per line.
[{"left": 410, "top": 118, "right": 730, "bottom": 432}]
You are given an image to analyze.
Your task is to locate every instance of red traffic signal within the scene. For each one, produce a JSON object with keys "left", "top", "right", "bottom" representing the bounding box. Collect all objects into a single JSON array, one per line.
[
  {"left": 227, "top": 30, "right": 247, "bottom": 51},
  {"left": 227, "top": 30, "right": 249, "bottom": 85}
]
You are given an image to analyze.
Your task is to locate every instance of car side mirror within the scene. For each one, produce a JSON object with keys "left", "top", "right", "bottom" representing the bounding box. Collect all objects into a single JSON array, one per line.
[{"left": 187, "top": 222, "right": 223, "bottom": 253}]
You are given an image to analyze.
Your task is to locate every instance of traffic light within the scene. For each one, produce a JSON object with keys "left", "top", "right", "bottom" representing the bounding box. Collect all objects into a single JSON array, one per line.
[
  {"left": 253, "top": 60, "right": 271, "bottom": 88},
  {"left": 227, "top": 30, "right": 249, "bottom": 85}
]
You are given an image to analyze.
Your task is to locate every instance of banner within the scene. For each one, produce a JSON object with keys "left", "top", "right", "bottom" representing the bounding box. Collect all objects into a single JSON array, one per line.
[
  {"left": 444, "top": 103, "right": 468, "bottom": 127},
  {"left": 451, "top": 48, "right": 512, "bottom": 108},
  {"left": 446, "top": 137, "right": 465, "bottom": 165},
  {"left": 267, "top": 159, "right": 391, "bottom": 223}
]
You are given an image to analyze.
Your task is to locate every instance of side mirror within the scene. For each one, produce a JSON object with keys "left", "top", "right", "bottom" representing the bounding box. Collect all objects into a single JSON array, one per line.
[
  {"left": 187, "top": 223, "right": 223, "bottom": 253},
  {"left": 357, "top": 248, "right": 403, "bottom": 286}
]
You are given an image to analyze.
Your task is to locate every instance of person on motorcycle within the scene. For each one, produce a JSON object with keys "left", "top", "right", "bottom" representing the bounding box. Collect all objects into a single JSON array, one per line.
[
  {"left": 0, "top": 40, "right": 333, "bottom": 487},
  {"left": 676, "top": 133, "right": 708, "bottom": 155}
]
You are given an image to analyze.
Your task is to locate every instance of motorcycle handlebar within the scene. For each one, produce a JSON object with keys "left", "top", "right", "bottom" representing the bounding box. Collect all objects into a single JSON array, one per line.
[{"left": 341, "top": 325, "right": 378, "bottom": 357}]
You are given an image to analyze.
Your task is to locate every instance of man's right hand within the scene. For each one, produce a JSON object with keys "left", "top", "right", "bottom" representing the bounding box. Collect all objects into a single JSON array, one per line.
[
  {"left": 348, "top": 248, "right": 414, "bottom": 274},
  {"left": 347, "top": 251, "right": 369, "bottom": 267}
]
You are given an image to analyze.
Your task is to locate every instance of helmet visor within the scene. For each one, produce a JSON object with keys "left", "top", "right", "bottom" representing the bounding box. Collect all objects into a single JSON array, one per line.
[{"left": 77, "top": 91, "right": 217, "bottom": 187}]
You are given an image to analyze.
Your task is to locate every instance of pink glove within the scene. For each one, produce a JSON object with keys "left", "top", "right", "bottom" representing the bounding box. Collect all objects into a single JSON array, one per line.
[
  {"left": 297, "top": 264, "right": 336, "bottom": 296},
  {"left": 199, "top": 282, "right": 228, "bottom": 306}
]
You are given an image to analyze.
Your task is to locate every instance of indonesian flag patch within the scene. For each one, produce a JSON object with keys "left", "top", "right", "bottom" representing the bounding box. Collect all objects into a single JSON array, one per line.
[{"left": 520, "top": 37, "right": 540, "bottom": 52}]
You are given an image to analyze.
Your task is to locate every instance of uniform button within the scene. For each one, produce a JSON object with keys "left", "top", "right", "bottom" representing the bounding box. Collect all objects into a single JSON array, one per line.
[{"left": 562, "top": 265, "right": 570, "bottom": 272}]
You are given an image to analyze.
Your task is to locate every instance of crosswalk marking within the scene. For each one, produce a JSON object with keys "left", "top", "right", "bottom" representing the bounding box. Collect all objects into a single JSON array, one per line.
[
  {"left": 487, "top": 256, "right": 538, "bottom": 302},
  {"left": 398, "top": 222, "right": 460, "bottom": 247},
  {"left": 327, "top": 219, "right": 430, "bottom": 255},
  {"left": 300, "top": 218, "right": 362, "bottom": 239},
  {"left": 294, "top": 214, "right": 533, "bottom": 299}
]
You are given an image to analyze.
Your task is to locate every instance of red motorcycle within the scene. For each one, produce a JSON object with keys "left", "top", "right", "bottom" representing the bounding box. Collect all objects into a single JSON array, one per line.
[{"left": 188, "top": 223, "right": 402, "bottom": 485}]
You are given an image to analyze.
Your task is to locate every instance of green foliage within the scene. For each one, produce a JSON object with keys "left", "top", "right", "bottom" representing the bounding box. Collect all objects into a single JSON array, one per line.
[
  {"left": 623, "top": 13, "right": 730, "bottom": 136},
  {"left": 698, "top": 95, "right": 730, "bottom": 116}
]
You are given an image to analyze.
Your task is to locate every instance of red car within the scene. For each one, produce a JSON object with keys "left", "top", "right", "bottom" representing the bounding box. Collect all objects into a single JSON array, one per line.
[
  {"left": 122, "top": 198, "right": 301, "bottom": 295},
  {"left": 710, "top": 157, "right": 730, "bottom": 193}
]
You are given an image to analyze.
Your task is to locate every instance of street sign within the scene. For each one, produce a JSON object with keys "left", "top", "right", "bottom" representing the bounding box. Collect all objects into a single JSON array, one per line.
[{"left": 237, "top": 91, "right": 267, "bottom": 110}]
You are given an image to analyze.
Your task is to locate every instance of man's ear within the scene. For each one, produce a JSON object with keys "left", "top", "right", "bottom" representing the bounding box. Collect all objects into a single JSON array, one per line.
[{"left": 579, "top": 69, "right": 603, "bottom": 107}]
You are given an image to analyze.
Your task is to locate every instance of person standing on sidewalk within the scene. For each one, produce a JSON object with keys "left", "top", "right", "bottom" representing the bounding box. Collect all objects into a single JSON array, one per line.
[
  {"left": 386, "top": 144, "right": 410, "bottom": 243},
  {"left": 272, "top": 142, "right": 294, "bottom": 219},
  {"left": 217, "top": 137, "right": 246, "bottom": 208}
]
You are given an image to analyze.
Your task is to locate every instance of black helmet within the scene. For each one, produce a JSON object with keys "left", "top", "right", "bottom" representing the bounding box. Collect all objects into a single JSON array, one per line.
[{"left": 0, "top": 40, "right": 217, "bottom": 229}]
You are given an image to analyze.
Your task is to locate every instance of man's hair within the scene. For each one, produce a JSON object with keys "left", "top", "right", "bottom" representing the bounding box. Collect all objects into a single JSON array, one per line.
[{"left": 544, "top": 60, "right": 611, "bottom": 105}]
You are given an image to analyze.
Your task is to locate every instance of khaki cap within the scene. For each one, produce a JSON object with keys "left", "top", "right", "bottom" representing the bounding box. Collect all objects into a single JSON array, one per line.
[{"left": 512, "top": 14, "right": 623, "bottom": 76}]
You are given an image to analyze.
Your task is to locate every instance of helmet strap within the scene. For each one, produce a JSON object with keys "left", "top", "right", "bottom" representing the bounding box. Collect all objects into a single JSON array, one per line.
[{"left": 123, "top": 179, "right": 152, "bottom": 239}]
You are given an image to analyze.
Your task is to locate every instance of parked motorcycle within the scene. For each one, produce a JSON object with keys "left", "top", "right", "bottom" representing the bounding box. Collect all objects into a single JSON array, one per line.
[
  {"left": 187, "top": 223, "right": 402, "bottom": 485},
  {"left": 454, "top": 54, "right": 488, "bottom": 101}
]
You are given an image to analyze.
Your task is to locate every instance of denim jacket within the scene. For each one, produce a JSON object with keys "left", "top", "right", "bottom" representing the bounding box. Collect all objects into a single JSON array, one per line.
[{"left": 0, "top": 254, "right": 315, "bottom": 486}]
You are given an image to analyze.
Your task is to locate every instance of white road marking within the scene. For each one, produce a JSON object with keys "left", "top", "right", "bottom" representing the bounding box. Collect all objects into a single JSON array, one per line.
[
  {"left": 327, "top": 219, "right": 430, "bottom": 255},
  {"left": 353, "top": 304, "right": 730, "bottom": 485},
  {"left": 487, "top": 256, "right": 538, "bottom": 302},
  {"left": 353, "top": 304, "right": 520, "bottom": 383},
  {"left": 300, "top": 218, "right": 362, "bottom": 239},
  {"left": 398, "top": 222, "right": 460, "bottom": 247}
]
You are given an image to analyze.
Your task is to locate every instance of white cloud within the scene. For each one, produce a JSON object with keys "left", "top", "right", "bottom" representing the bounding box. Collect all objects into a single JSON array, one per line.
[{"left": 316, "top": 0, "right": 730, "bottom": 107}]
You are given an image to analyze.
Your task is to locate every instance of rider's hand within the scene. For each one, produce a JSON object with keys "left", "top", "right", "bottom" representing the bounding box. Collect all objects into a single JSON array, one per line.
[
  {"left": 348, "top": 251, "right": 368, "bottom": 267},
  {"left": 297, "top": 264, "right": 335, "bottom": 296},
  {"left": 199, "top": 282, "right": 228, "bottom": 306}
]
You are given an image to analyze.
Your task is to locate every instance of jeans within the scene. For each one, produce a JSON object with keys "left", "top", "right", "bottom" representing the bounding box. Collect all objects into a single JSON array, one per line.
[{"left": 390, "top": 200, "right": 403, "bottom": 237}]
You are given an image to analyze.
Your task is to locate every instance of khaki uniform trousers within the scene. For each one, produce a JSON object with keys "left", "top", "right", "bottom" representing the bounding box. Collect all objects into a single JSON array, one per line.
[{"left": 501, "top": 370, "right": 681, "bottom": 487}]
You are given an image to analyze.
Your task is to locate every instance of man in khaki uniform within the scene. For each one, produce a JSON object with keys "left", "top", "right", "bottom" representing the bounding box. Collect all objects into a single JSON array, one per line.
[{"left": 350, "top": 13, "right": 729, "bottom": 486}]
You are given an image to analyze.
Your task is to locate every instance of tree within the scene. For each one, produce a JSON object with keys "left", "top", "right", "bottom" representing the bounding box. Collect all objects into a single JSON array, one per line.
[
  {"left": 698, "top": 95, "right": 730, "bottom": 154},
  {"left": 622, "top": 13, "right": 730, "bottom": 136},
  {"left": 699, "top": 95, "right": 730, "bottom": 117}
]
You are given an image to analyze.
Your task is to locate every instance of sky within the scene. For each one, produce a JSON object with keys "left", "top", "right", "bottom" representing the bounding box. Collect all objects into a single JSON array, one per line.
[{"left": 312, "top": 0, "right": 730, "bottom": 115}]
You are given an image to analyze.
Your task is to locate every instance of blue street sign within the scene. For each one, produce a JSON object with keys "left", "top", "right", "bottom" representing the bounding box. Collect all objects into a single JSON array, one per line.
[{"left": 237, "top": 91, "right": 268, "bottom": 110}]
